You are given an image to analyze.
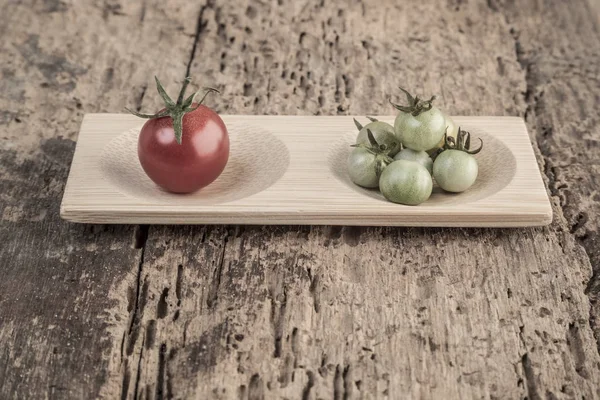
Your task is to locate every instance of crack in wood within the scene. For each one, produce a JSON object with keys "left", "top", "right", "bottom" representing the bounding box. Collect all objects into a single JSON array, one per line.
[
  {"left": 291, "top": 327, "right": 299, "bottom": 368},
  {"left": 185, "top": 1, "right": 213, "bottom": 78},
  {"left": 120, "top": 330, "right": 126, "bottom": 361},
  {"left": 342, "top": 364, "right": 352, "bottom": 398},
  {"left": 309, "top": 272, "right": 321, "bottom": 313},
  {"left": 278, "top": 354, "right": 294, "bottom": 388},
  {"left": 120, "top": 359, "right": 130, "bottom": 400},
  {"left": 206, "top": 230, "right": 229, "bottom": 309},
  {"left": 238, "top": 384, "right": 247, "bottom": 399},
  {"left": 333, "top": 364, "right": 353, "bottom": 400},
  {"left": 318, "top": 353, "right": 328, "bottom": 378},
  {"left": 333, "top": 365, "right": 342, "bottom": 399},
  {"left": 124, "top": 246, "right": 147, "bottom": 357},
  {"left": 175, "top": 264, "right": 183, "bottom": 307},
  {"left": 567, "top": 322, "right": 589, "bottom": 379},
  {"left": 518, "top": 326, "right": 540, "bottom": 400},
  {"left": 132, "top": 336, "right": 145, "bottom": 400},
  {"left": 139, "top": 0, "right": 147, "bottom": 23},
  {"left": 156, "top": 287, "right": 169, "bottom": 319},
  {"left": 133, "top": 225, "right": 149, "bottom": 249},
  {"left": 247, "top": 373, "right": 264, "bottom": 400},
  {"left": 520, "top": 354, "right": 540, "bottom": 400},
  {"left": 166, "top": 349, "right": 176, "bottom": 399},
  {"left": 183, "top": 321, "right": 189, "bottom": 348},
  {"left": 145, "top": 320, "right": 156, "bottom": 350},
  {"left": 135, "top": 86, "right": 147, "bottom": 113},
  {"left": 301, "top": 370, "right": 315, "bottom": 400},
  {"left": 270, "top": 286, "right": 287, "bottom": 358},
  {"left": 118, "top": 226, "right": 150, "bottom": 397},
  {"left": 156, "top": 343, "right": 167, "bottom": 400}
]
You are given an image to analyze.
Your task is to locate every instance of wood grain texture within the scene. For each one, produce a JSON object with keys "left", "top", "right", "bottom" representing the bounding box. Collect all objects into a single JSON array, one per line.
[
  {"left": 495, "top": 0, "right": 600, "bottom": 357},
  {"left": 1, "top": 0, "right": 599, "bottom": 399},
  {"left": 61, "top": 115, "right": 551, "bottom": 226}
]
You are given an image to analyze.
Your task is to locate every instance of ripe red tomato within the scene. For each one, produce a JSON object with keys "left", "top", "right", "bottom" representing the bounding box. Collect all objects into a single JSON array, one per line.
[
  {"left": 138, "top": 105, "right": 229, "bottom": 193},
  {"left": 127, "top": 77, "right": 229, "bottom": 194}
]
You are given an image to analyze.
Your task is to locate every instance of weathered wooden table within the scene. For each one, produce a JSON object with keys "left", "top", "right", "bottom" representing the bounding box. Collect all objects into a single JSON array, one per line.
[{"left": 1, "top": 1, "right": 599, "bottom": 398}]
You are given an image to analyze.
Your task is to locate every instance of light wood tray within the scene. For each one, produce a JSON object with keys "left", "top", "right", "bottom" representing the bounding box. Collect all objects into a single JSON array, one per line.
[{"left": 60, "top": 114, "right": 552, "bottom": 227}]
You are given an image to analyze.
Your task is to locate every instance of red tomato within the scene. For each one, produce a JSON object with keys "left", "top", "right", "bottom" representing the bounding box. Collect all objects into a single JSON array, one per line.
[{"left": 138, "top": 104, "right": 229, "bottom": 193}]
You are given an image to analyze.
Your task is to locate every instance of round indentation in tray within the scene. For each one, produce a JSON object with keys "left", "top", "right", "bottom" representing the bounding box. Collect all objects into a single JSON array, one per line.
[
  {"left": 100, "top": 122, "right": 290, "bottom": 204},
  {"left": 329, "top": 127, "right": 517, "bottom": 206}
]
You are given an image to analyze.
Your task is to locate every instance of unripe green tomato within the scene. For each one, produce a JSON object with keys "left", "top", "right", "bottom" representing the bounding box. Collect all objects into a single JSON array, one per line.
[
  {"left": 428, "top": 113, "right": 459, "bottom": 156},
  {"left": 433, "top": 150, "right": 478, "bottom": 192},
  {"left": 394, "top": 105, "right": 446, "bottom": 151},
  {"left": 379, "top": 160, "right": 433, "bottom": 205},
  {"left": 356, "top": 121, "right": 400, "bottom": 156},
  {"left": 393, "top": 148, "right": 433, "bottom": 175},
  {"left": 347, "top": 147, "right": 383, "bottom": 188}
]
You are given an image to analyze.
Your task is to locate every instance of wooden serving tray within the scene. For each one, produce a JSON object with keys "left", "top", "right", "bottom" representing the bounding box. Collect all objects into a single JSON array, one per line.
[{"left": 60, "top": 114, "right": 552, "bottom": 227}]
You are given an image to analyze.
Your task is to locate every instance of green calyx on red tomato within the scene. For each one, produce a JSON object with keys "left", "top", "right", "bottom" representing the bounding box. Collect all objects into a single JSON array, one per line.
[
  {"left": 128, "top": 77, "right": 229, "bottom": 194},
  {"left": 126, "top": 76, "right": 219, "bottom": 144}
]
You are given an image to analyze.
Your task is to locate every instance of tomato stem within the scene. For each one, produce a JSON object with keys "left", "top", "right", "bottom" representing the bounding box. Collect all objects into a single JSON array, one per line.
[
  {"left": 440, "top": 128, "right": 483, "bottom": 155},
  {"left": 127, "top": 77, "right": 220, "bottom": 145},
  {"left": 389, "top": 87, "right": 436, "bottom": 117},
  {"left": 176, "top": 77, "right": 192, "bottom": 105}
]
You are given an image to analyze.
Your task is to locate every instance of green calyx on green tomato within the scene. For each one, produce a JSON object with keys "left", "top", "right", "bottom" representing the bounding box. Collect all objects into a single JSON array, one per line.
[
  {"left": 354, "top": 117, "right": 401, "bottom": 157},
  {"left": 433, "top": 128, "right": 483, "bottom": 193},
  {"left": 390, "top": 87, "right": 447, "bottom": 152},
  {"left": 379, "top": 160, "right": 433, "bottom": 206},
  {"left": 347, "top": 129, "right": 395, "bottom": 188},
  {"left": 428, "top": 113, "right": 459, "bottom": 156}
]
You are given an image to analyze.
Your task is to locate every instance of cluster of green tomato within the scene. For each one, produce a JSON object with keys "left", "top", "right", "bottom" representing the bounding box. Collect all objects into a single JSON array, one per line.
[{"left": 347, "top": 88, "right": 483, "bottom": 205}]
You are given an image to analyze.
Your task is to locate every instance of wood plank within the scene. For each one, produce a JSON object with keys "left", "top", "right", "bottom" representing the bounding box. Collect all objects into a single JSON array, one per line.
[
  {"left": 0, "top": 0, "right": 599, "bottom": 399},
  {"left": 0, "top": 0, "right": 200, "bottom": 398},
  {"left": 496, "top": 0, "right": 600, "bottom": 352},
  {"left": 61, "top": 115, "right": 551, "bottom": 227},
  {"left": 101, "top": 0, "right": 600, "bottom": 399}
]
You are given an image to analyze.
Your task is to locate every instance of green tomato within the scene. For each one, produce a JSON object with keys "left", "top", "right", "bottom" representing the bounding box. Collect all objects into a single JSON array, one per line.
[
  {"left": 428, "top": 113, "right": 459, "bottom": 156},
  {"left": 393, "top": 148, "right": 433, "bottom": 175},
  {"left": 394, "top": 105, "right": 446, "bottom": 151},
  {"left": 379, "top": 160, "right": 433, "bottom": 205},
  {"left": 356, "top": 121, "right": 400, "bottom": 156},
  {"left": 433, "top": 150, "right": 478, "bottom": 192},
  {"left": 347, "top": 147, "right": 389, "bottom": 188}
]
